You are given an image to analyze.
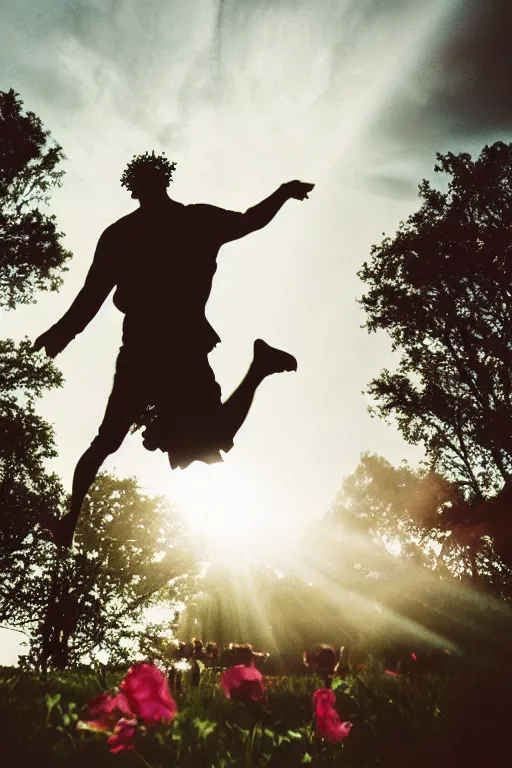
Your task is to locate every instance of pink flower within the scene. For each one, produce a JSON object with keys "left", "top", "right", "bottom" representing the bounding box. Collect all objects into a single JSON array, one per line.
[
  {"left": 313, "top": 688, "right": 353, "bottom": 744},
  {"left": 107, "top": 718, "right": 138, "bottom": 754},
  {"left": 220, "top": 663, "right": 265, "bottom": 702},
  {"left": 385, "top": 669, "right": 401, "bottom": 677},
  {"left": 411, "top": 652, "right": 418, "bottom": 661},
  {"left": 83, "top": 692, "right": 133, "bottom": 731},
  {"left": 120, "top": 663, "right": 177, "bottom": 725},
  {"left": 81, "top": 663, "right": 177, "bottom": 754},
  {"left": 313, "top": 688, "right": 336, "bottom": 712}
]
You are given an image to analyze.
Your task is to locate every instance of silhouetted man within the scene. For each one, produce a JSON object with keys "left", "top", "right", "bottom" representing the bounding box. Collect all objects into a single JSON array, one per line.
[{"left": 34, "top": 152, "right": 314, "bottom": 548}]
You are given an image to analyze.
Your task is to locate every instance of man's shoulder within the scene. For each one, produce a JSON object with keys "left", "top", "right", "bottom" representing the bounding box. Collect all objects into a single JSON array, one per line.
[
  {"left": 186, "top": 202, "right": 213, "bottom": 216},
  {"left": 187, "top": 202, "right": 236, "bottom": 215},
  {"left": 109, "top": 209, "right": 141, "bottom": 232},
  {"left": 98, "top": 210, "right": 141, "bottom": 243}
]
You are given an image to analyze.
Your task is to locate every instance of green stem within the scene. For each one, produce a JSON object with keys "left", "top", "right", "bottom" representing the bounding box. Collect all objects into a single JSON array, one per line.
[
  {"left": 134, "top": 750, "right": 156, "bottom": 768},
  {"left": 245, "top": 723, "right": 258, "bottom": 768}
]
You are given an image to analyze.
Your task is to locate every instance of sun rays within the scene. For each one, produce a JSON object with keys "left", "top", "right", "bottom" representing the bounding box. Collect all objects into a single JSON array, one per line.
[{"left": 171, "top": 502, "right": 512, "bottom": 664}]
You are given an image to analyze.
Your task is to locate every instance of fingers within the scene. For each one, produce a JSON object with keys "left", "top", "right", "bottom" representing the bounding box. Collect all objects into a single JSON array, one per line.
[
  {"left": 285, "top": 180, "right": 315, "bottom": 200},
  {"left": 301, "top": 182, "right": 315, "bottom": 199}
]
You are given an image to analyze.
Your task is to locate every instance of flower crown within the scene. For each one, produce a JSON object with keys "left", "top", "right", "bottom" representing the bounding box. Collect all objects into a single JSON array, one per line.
[{"left": 120, "top": 151, "right": 176, "bottom": 192}]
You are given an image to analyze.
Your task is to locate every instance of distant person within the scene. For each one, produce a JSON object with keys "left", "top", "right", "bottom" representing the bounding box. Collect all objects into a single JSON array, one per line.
[{"left": 34, "top": 152, "right": 314, "bottom": 548}]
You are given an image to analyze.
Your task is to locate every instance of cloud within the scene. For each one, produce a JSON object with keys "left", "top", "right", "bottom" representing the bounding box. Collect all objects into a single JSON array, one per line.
[
  {"left": 437, "top": 0, "right": 512, "bottom": 134},
  {"left": 361, "top": 173, "right": 420, "bottom": 201},
  {"left": 4, "top": 0, "right": 506, "bottom": 203},
  {"left": 0, "top": 0, "right": 217, "bottom": 142},
  {"left": 1, "top": 1, "right": 450, "bottom": 137},
  {"left": 371, "top": 0, "right": 512, "bottom": 157}
]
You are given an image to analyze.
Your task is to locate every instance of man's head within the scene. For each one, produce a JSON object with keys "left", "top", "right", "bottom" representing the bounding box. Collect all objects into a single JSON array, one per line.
[{"left": 121, "top": 151, "right": 176, "bottom": 202}]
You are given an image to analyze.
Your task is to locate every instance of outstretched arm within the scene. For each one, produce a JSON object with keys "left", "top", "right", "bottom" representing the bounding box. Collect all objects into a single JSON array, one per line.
[
  {"left": 33, "top": 228, "right": 116, "bottom": 358},
  {"left": 210, "top": 180, "right": 315, "bottom": 243},
  {"left": 241, "top": 180, "right": 315, "bottom": 236}
]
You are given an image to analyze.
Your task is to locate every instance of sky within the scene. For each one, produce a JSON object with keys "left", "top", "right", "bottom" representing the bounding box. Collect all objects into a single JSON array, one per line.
[{"left": 2, "top": 0, "right": 512, "bottom": 661}]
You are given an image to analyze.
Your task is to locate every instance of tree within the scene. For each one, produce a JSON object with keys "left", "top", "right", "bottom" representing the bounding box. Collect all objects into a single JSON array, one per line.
[
  {"left": 358, "top": 142, "right": 512, "bottom": 561},
  {"left": 0, "top": 338, "right": 66, "bottom": 628},
  {"left": 0, "top": 89, "right": 73, "bottom": 663},
  {"left": 0, "top": 89, "right": 77, "bottom": 667},
  {"left": 308, "top": 455, "right": 512, "bottom": 658},
  {"left": 0, "top": 88, "right": 71, "bottom": 308},
  {"left": 0, "top": 87, "right": 71, "bottom": 567},
  {"left": 12, "top": 473, "right": 198, "bottom": 671},
  {"left": 0, "top": 339, "right": 64, "bottom": 545},
  {"left": 359, "top": 142, "right": 512, "bottom": 499},
  {"left": 323, "top": 453, "right": 497, "bottom": 581}
]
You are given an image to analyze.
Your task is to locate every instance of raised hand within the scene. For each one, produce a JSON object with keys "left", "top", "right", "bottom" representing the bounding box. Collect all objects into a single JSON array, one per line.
[{"left": 284, "top": 180, "right": 315, "bottom": 201}]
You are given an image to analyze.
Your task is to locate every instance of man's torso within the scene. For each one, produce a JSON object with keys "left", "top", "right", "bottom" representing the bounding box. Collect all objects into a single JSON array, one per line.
[{"left": 108, "top": 201, "right": 223, "bottom": 351}]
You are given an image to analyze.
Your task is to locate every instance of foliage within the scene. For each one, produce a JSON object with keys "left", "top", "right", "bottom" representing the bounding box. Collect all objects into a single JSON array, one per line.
[
  {"left": 304, "top": 454, "right": 512, "bottom": 657},
  {"left": 136, "top": 621, "right": 181, "bottom": 668},
  {"left": 120, "top": 151, "right": 176, "bottom": 194},
  {"left": 0, "top": 337, "right": 66, "bottom": 624},
  {"left": 0, "top": 88, "right": 71, "bottom": 308},
  {"left": 1, "top": 658, "right": 510, "bottom": 767},
  {"left": 327, "top": 453, "right": 464, "bottom": 571},
  {"left": 0, "top": 89, "right": 71, "bottom": 656},
  {"left": 359, "top": 142, "right": 512, "bottom": 499},
  {"left": 14, "top": 474, "right": 198, "bottom": 671}
]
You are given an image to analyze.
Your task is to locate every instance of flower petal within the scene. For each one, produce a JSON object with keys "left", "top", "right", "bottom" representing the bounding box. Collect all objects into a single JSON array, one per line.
[
  {"left": 107, "top": 718, "right": 138, "bottom": 753},
  {"left": 313, "top": 688, "right": 353, "bottom": 744},
  {"left": 220, "top": 664, "right": 265, "bottom": 701},
  {"left": 120, "top": 663, "right": 177, "bottom": 725},
  {"left": 82, "top": 692, "right": 133, "bottom": 731},
  {"left": 313, "top": 688, "right": 336, "bottom": 709}
]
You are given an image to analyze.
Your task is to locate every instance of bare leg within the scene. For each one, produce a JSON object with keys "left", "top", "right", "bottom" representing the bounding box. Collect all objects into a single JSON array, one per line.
[
  {"left": 50, "top": 437, "right": 126, "bottom": 550},
  {"left": 50, "top": 339, "right": 296, "bottom": 546},
  {"left": 221, "top": 339, "right": 297, "bottom": 445},
  {"left": 50, "top": 361, "right": 145, "bottom": 549},
  {"left": 56, "top": 441, "right": 117, "bottom": 548}
]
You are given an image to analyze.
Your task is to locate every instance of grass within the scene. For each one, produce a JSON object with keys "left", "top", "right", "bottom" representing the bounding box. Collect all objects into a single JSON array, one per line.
[{"left": 0, "top": 658, "right": 509, "bottom": 767}]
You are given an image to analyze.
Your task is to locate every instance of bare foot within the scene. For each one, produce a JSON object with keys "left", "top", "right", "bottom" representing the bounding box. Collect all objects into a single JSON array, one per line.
[{"left": 253, "top": 339, "right": 298, "bottom": 376}]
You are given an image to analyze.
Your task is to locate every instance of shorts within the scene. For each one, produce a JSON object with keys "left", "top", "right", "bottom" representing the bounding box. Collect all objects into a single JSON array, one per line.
[{"left": 98, "top": 317, "right": 233, "bottom": 469}]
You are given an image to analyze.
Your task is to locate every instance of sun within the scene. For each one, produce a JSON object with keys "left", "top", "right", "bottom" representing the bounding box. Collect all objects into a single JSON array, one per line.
[{"left": 168, "top": 457, "right": 298, "bottom": 567}]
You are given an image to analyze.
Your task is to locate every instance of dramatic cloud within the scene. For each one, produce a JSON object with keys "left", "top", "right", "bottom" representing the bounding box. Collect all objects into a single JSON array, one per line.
[
  {"left": 437, "top": 0, "right": 512, "bottom": 134},
  {"left": 371, "top": 0, "right": 512, "bottom": 156},
  {"left": 2, "top": 0, "right": 472, "bottom": 177}
]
